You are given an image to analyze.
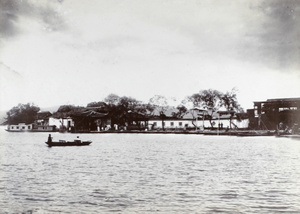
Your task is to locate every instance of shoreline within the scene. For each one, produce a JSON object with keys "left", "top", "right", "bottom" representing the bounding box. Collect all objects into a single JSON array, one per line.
[
  {"left": 3, "top": 126, "right": 294, "bottom": 137},
  {"left": 84, "top": 129, "right": 277, "bottom": 137}
]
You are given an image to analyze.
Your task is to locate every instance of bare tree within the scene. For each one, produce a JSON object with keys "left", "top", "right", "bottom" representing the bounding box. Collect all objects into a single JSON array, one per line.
[
  {"left": 188, "top": 89, "right": 223, "bottom": 128},
  {"left": 104, "top": 94, "right": 120, "bottom": 106},
  {"left": 221, "top": 88, "right": 243, "bottom": 129},
  {"left": 149, "top": 95, "right": 169, "bottom": 130}
]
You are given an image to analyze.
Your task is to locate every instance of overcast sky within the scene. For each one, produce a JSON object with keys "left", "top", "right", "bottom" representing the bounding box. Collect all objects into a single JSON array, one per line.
[{"left": 1, "top": 0, "right": 299, "bottom": 111}]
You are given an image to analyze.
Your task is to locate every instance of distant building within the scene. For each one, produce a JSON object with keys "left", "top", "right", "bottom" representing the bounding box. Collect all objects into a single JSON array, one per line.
[
  {"left": 6, "top": 123, "right": 33, "bottom": 132},
  {"left": 148, "top": 118, "right": 194, "bottom": 130},
  {"left": 70, "top": 109, "right": 108, "bottom": 132},
  {"left": 249, "top": 97, "right": 300, "bottom": 131},
  {"left": 125, "top": 111, "right": 149, "bottom": 131},
  {"left": 148, "top": 108, "right": 195, "bottom": 130},
  {"left": 148, "top": 109, "right": 249, "bottom": 130},
  {"left": 33, "top": 111, "right": 57, "bottom": 132},
  {"left": 48, "top": 117, "right": 74, "bottom": 132}
]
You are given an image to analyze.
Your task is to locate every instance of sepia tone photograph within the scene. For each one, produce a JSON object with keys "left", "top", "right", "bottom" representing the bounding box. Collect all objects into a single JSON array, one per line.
[{"left": 1, "top": 0, "right": 300, "bottom": 213}]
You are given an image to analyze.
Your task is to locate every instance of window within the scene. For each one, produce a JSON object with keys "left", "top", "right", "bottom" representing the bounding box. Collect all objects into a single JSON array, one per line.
[
  {"left": 153, "top": 122, "right": 157, "bottom": 126},
  {"left": 16, "top": 126, "right": 19, "bottom": 129},
  {"left": 179, "top": 122, "right": 182, "bottom": 126},
  {"left": 28, "top": 126, "right": 31, "bottom": 129},
  {"left": 170, "top": 122, "right": 174, "bottom": 126},
  {"left": 22, "top": 126, "right": 25, "bottom": 129},
  {"left": 11, "top": 126, "right": 14, "bottom": 129}
]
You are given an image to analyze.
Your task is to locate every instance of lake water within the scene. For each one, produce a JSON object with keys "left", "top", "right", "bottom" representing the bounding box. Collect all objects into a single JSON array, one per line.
[{"left": 1, "top": 127, "right": 300, "bottom": 213}]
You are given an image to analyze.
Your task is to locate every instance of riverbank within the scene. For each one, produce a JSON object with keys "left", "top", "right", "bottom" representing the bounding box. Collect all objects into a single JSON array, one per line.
[
  {"left": 88, "top": 129, "right": 277, "bottom": 137},
  {"left": 2, "top": 125, "right": 291, "bottom": 137}
]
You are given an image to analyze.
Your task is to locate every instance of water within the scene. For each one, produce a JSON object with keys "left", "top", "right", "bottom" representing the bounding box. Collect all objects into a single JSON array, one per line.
[{"left": 1, "top": 127, "right": 300, "bottom": 213}]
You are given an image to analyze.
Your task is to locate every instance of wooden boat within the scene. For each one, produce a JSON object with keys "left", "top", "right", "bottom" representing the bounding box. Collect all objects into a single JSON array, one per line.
[
  {"left": 45, "top": 134, "right": 92, "bottom": 147},
  {"left": 236, "top": 133, "right": 274, "bottom": 137},
  {"left": 289, "top": 135, "right": 300, "bottom": 140},
  {"left": 45, "top": 140, "right": 92, "bottom": 147},
  {"left": 236, "top": 131, "right": 275, "bottom": 137},
  {"left": 277, "top": 134, "right": 300, "bottom": 140}
]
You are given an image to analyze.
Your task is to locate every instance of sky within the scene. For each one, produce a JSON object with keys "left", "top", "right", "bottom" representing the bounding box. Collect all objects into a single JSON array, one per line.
[{"left": 1, "top": 0, "right": 300, "bottom": 111}]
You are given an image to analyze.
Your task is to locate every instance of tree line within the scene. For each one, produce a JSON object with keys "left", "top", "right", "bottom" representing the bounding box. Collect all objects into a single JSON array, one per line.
[{"left": 5, "top": 88, "right": 243, "bottom": 128}]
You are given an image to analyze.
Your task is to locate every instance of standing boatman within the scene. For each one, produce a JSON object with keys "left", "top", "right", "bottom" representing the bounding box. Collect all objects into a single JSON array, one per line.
[{"left": 48, "top": 134, "right": 52, "bottom": 143}]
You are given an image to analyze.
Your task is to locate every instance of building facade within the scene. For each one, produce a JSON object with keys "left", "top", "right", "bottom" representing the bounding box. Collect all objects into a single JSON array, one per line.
[
  {"left": 6, "top": 123, "right": 33, "bottom": 132},
  {"left": 250, "top": 97, "right": 300, "bottom": 131}
]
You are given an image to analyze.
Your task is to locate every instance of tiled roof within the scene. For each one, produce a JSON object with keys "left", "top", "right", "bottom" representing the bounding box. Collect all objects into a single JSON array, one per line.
[{"left": 37, "top": 111, "right": 52, "bottom": 119}]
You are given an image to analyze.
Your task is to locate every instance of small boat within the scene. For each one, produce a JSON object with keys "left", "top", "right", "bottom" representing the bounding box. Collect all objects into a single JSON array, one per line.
[
  {"left": 45, "top": 135, "right": 92, "bottom": 147},
  {"left": 277, "top": 134, "right": 300, "bottom": 140},
  {"left": 45, "top": 140, "right": 92, "bottom": 147},
  {"left": 236, "top": 131, "right": 275, "bottom": 137}
]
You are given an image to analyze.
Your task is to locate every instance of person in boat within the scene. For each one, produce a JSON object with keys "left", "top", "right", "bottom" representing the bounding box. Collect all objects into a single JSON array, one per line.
[
  {"left": 48, "top": 134, "right": 52, "bottom": 143},
  {"left": 75, "top": 136, "right": 81, "bottom": 143}
]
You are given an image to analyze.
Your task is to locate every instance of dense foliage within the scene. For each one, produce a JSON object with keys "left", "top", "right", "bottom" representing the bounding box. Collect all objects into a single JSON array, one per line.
[
  {"left": 53, "top": 105, "right": 83, "bottom": 118},
  {"left": 6, "top": 103, "right": 40, "bottom": 124}
]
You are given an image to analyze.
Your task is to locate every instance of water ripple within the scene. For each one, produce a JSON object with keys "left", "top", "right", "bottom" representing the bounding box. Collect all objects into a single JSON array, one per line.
[{"left": 1, "top": 130, "right": 300, "bottom": 213}]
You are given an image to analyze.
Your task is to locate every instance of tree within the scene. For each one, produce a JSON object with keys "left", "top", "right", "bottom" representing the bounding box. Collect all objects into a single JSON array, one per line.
[
  {"left": 185, "top": 93, "right": 202, "bottom": 107},
  {"left": 6, "top": 103, "right": 40, "bottom": 124},
  {"left": 103, "top": 95, "right": 147, "bottom": 129},
  {"left": 118, "top": 97, "right": 150, "bottom": 130},
  {"left": 221, "top": 88, "right": 241, "bottom": 111},
  {"left": 172, "top": 105, "right": 188, "bottom": 118},
  {"left": 54, "top": 105, "right": 83, "bottom": 118},
  {"left": 86, "top": 101, "right": 108, "bottom": 113},
  {"left": 119, "top": 96, "right": 143, "bottom": 128},
  {"left": 149, "top": 95, "right": 169, "bottom": 130},
  {"left": 104, "top": 94, "right": 120, "bottom": 106},
  {"left": 188, "top": 89, "right": 223, "bottom": 128},
  {"left": 221, "top": 88, "right": 243, "bottom": 129},
  {"left": 119, "top": 96, "right": 141, "bottom": 112}
]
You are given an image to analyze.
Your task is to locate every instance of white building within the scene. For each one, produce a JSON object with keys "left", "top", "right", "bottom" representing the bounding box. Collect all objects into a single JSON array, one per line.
[
  {"left": 6, "top": 123, "right": 33, "bottom": 132},
  {"left": 148, "top": 109, "right": 249, "bottom": 130},
  {"left": 148, "top": 118, "right": 195, "bottom": 130},
  {"left": 48, "top": 117, "right": 74, "bottom": 131}
]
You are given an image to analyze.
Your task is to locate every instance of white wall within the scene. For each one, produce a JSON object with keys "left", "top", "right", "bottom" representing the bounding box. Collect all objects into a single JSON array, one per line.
[
  {"left": 148, "top": 119, "right": 196, "bottom": 129},
  {"left": 235, "top": 119, "right": 249, "bottom": 129},
  {"left": 7, "top": 123, "right": 33, "bottom": 131},
  {"left": 148, "top": 118, "right": 249, "bottom": 129},
  {"left": 49, "top": 117, "right": 74, "bottom": 128},
  {"left": 201, "top": 118, "right": 249, "bottom": 129}
]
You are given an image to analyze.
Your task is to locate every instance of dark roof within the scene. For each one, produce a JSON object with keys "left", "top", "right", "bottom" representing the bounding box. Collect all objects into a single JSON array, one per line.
[
  {"left": 37, "top": 111, "right": 52, "bottom": 119},
  {"left": 217, "top": 110, "right": 235, "bottom": 115},
  {"left": 254, "top": 97, "right": 300, "bottom": 108},
  {"left": 266, "top": 98, "right": 300, "bottom": 102},
  {"left": 71, "top": 110, "right": 108, "bottom": 118},
  {"left": 150, "top": 107, "right": 177, "bottom": 117},
  {"left": 127, "top": 111, "right": 149, "bottom": 120},
  {"left": 86, "top": 102, "right": 107, "bottom": 108}
]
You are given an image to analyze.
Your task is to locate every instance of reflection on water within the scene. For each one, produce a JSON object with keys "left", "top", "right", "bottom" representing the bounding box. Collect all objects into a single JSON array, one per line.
[{"left": 1, "top": 127, "right": 300, "bottom": 213}]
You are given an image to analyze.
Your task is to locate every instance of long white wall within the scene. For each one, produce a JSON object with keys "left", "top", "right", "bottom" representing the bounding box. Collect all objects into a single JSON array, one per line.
[
  {"left": 7, "top": 123, "right": 33, "bottom": 131},
  {"left": 148, "top": 118, "right": 249, "bottom": 129},
  {"left": 148, "top": 119, "right": 196, "bottom": 130}
]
